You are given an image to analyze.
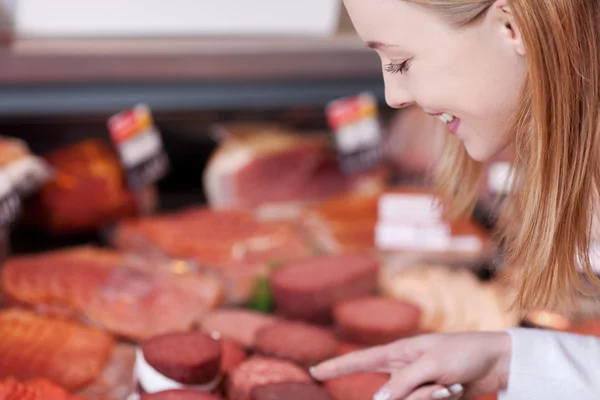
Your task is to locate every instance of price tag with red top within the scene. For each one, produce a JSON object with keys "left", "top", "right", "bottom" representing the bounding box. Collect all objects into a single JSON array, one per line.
[
  {"left": 108, "top": 104, "right": 169, "bottom": 189},
  {"left": 326, "top": 92, "right": 385, "bottom": 174}
]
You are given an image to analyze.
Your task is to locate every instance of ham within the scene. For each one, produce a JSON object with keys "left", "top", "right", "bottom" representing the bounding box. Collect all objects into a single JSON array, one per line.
[
  {"left": 203, "top": 123, "right": 386, "bottom": 210},
  {"left": 1, "top": 246, "right": 223, "bottom": 341},
  {"left": 0, "top": 310, "right": 114, "bottom": 390}
]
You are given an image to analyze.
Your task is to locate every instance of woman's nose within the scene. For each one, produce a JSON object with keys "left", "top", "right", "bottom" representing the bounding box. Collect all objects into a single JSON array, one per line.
[{"left": 385, "top": 84, "right": 414, "bottom": 110}]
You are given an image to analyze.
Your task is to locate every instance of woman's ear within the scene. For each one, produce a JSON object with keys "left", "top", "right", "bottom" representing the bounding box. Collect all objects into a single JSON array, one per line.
[{"left": 494, "top": 0, "right": 526, "bottom": 56}]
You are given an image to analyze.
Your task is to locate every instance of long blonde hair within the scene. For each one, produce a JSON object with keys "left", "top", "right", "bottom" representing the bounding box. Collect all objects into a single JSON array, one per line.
[{"left": 405, "top": 0, "right": 600, "bottom": 312}]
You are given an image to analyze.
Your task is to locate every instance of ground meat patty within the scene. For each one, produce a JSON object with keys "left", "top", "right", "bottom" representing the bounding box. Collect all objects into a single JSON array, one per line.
[
  {"left": 334, "top": 342, "right": 365, "bottom": 357},
  {"left": 226, "top": 357, "right": 312, "bottom": 400},
  {"left": 221, "top": 338, "right": 247, "bottom": 375},
  {"left": 254, "top": 322, "right": 338, "bottom": 367},
  {"left": 141, "top": 332, "right": 221, "bottom": 385},
  {"left": 323, "top": 373, "right": 389, "bottom": 400},
  {"left": 201, "top": 309, "right": 278, "bottom": 348},
  {"left": 270, "top": 254, "right": 378, "bottom": 323},
  {"left": 250, "top": 382, "right": 333, "bottom": 400},
  {"left": 141, "top": 390, "right": 224, "bottom": 400},
  {"left": 333, "top": 296, "right": 421, "bottom": 346}
]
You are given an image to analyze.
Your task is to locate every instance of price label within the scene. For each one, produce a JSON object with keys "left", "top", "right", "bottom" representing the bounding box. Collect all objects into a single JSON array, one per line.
[
  {"left": 326, "top": 92, "right": 384, "bottom": 174},
  {"left": 0, "top": 171, "right": 20, "bottom": 227},
  {"left": 108, "top": 104, "right": 169, "bottom": 189}
]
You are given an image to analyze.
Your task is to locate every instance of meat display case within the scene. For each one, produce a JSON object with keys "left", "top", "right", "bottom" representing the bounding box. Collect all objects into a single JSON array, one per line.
[{"left": 0, "top": 32, "right": 384, "bottom": 117}]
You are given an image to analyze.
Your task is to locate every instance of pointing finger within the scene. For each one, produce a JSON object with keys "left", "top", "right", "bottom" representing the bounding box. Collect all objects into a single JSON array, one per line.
[{"left": 370, "top": 360, "right": 443, "bottom": 400}]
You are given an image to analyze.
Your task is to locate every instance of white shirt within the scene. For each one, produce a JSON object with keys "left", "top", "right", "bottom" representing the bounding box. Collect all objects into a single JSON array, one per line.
[{"left": 499, "top": 328, "right": 600, "bottom": 399}]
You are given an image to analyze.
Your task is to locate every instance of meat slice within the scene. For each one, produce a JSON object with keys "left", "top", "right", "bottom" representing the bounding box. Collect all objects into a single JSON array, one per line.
[
  {"left": 141, "top": 390, "right": 224, "bottom": 400},
  {"left": 226, "top": 357, "right": 311, "bottom": 400},
  {"left": 333, "top": 296, "right": 421, "bottom": 346},
  {"left": 113, "top": 208, "right": 312, "bottom": 304},
  {"left": 1, "top": 246, "right": 223, "bottom": 341},
  {"left": 200, "top": 309, "right": 278, "bottom": 348},
  {"left": 270, "top": 254, "right": 379, "bottom": 323},
  {"left": 0, "top": 309, "right": 114, "bottom": 390},
  {"left": 334, "top": 342, "right": 365, "bottom": 357},
  {"left": 323, "top": 373, "right": 389, "bottom": 400},
  {"left": 250, "top": 382, "right": 333, "bottom": 400},
  {"left": 254, "top": 322, "right": 338, "bottom": 367},
  {"left": 141, "top": 332, "right": 222, "bottom": 385}
]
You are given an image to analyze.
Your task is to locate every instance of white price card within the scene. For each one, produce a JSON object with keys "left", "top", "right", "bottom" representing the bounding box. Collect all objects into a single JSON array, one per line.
[
  {"left": 108, "top": 104, "right": 169, "bottom": 189},
  {"left": 326, "top": 92, "right": 384, "bottom": 175}
]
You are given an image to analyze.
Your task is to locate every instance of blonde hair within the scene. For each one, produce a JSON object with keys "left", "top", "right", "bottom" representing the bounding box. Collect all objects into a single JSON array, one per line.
[{"left": 405, "top": 0, "right": 600, "bottom": 312}]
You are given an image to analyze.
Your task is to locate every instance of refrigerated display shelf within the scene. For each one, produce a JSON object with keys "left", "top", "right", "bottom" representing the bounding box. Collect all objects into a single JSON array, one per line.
[{"left": 0, "top": 35, "right": 384, "bottom": 116}]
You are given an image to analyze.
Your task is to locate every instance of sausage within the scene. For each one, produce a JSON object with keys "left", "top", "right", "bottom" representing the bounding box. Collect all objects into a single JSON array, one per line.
[
  {"left": 250, "top": 382, "right": 333, "bottom": 400},
  {"left": 270, "top": 254, "right": 378, "bottom": 323},
  {"left": 140, "top": 332, "right": 222, "bottom": 386},
  {"left": 254, "top": 322, "right": 338, "bottom": 367},
  {"left": 323, "top": 373, "right": 390, "bottom": 400},
  {"left": 226, "top": 357, "right": 312, "bottom": 400},
  {"left": 333, "top": 296, "right": 421, "bottom": 346},
  {"left": 141, "top": 389, "right": 224, "bottom": 400},
  {"left": 221, "top": 338, "right": 247, "bottom": 375},
  {"left": 201, "top": 309, "right": 278, "bottom": 348}
]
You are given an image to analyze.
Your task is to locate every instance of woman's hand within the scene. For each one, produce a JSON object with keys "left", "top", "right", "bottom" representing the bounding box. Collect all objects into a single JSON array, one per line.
[{"left": 310, "top": 332, "right": 512, "bottom": 400}]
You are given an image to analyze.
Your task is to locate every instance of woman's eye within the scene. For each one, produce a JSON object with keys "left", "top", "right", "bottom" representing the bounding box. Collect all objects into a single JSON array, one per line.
[{"left": 384, "top": 60, "right": 411, "bottom": 74}]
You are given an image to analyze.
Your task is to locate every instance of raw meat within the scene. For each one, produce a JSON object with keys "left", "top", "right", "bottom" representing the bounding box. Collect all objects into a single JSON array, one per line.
[
  {"left": 250, "top": 382, "right": 333, "bottom": 400},
  {"left": 24, "top": 139, "right": 156, "bottom": 235},
  {"left": 254, "top": 322, "right": 338, "bottom": 367},
  {"left": 141, "top": 332, "right": 221, "bottom": 385},
  {"left": 226, "top": 357, "right": 311, "bottom": 400},
  {"left": 1, "top": 246, "right": 223, "bottom": 341},
  {"left": 332, "top": 296, "right": 421, "bottom": 346},
  {"left": 203, "top": 123, "right": 386, "bottom": 209},
  {"left": 113, "top": 208, "right": 312, "bottom": 304},
  {"left": 270, "top": 254, "right": 379, "bottom": 323},
  {"left": 141, "top": 390, "right": 224, "bottom": 400},
  {"left": 323, "top": 373, "right": 389, "bottom": 400},
  {"left": 0, "top": 378, "right": 79, "bottom": 400},
  {"left": 301, "top": 193, "right": 379, "bottom": 253},
  {"left": 0, "top": 309, "right": 114, "bottom": 390},
  {"left": 200, "top": 309, "right": 278, "bottom": 348}
]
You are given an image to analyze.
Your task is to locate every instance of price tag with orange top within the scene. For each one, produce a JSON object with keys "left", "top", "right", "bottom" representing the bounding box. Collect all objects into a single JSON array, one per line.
[
  {"left": 108, "top": 104, "right": 169, "bottom": 189},
  {"left": 326, "top": 92, "right": 384, "bottom": 174}
]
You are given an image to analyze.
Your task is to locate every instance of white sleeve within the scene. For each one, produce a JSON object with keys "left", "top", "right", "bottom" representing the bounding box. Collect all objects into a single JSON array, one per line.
[{"left": 498, "top": 328, "right": 600, "bottom": 400}]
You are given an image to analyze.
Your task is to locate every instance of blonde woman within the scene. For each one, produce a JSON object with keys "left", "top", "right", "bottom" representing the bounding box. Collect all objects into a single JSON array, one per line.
[{"left": 310, "top": 1, "right": 600, "bottom": 399}]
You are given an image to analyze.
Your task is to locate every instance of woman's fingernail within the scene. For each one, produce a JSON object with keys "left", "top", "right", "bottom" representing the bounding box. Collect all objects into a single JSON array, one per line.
[
  {"left": 373, "top": 387, "right": 394, "bottom": 400},
  {"left": 309, "top": 367, "right": 318, "bottom": 377},
  {"left": 448, "top": 384, "right": 464, "bottom": 394},
  {"left": 432, "top": 388, "right": 452, "bottom": 399}
]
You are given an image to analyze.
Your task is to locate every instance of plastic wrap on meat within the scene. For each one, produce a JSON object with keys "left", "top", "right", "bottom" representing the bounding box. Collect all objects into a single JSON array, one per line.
[
  {"left": 113, "top": 208, "right": 314, "bottom": 304},
  {"left": 0, "top": 309, "right": 114, "bottom": 391},
  {"left": 1, "top": 246, "right": 223, "bottom": 341},
  {"left": 76, "top": 344, "right": 136, "bottom": 400},
  {"left": 203, "top": 123, "right": 387, "bottom": 210},
  {"left": 23, "top": 139, "right": 157, "bottom": 235}
]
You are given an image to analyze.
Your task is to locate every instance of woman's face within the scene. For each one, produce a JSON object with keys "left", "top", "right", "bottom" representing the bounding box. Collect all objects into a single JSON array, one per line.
[{"left": 344, "top": 0, "right": 527, "bottom": 162}]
